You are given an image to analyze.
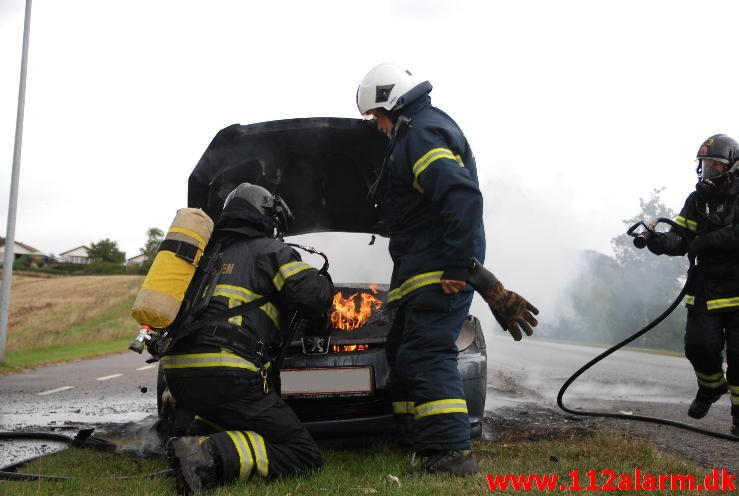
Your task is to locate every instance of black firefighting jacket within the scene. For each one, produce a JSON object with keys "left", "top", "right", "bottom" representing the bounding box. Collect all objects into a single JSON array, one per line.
[
  {"left": 163, "top": 198, "right": 334, "bottom": 376},
  {"left": 659, "top": 180, "right": 739, "bottom": 312},
  {"left": 376, "top": 82, "right": 486, "bottom": 306}
]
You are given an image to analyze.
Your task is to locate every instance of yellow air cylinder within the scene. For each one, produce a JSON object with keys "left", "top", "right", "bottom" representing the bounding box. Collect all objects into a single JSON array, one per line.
[{"left": 131, "top": 208, "right": 214, "bottom": 329}]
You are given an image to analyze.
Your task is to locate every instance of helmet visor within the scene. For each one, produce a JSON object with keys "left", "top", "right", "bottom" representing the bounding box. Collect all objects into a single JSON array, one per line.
[{"left": 699, "top": 157, "right": 729, "bottom": 181}]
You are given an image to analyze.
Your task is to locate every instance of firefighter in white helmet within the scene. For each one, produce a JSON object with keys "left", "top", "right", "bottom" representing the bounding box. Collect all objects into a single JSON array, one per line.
[{"left": 357, "top": 63, "right": 537, "bottom": 476}]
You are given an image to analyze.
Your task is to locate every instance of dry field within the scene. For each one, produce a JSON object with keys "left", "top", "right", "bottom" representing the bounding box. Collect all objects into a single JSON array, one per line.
[{"left": 6, "top": 273, "right": 143, "bottom": 351}]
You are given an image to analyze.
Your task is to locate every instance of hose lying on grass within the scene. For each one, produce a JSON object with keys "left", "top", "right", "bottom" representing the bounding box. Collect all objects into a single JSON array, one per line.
[{"left": 0, "top": 428, "right": 173, "bottom": 481}]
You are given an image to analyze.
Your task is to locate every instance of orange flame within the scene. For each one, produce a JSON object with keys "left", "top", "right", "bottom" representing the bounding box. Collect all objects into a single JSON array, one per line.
[{"left": 331, "top": 289, "right": 383, "bottom": 331}]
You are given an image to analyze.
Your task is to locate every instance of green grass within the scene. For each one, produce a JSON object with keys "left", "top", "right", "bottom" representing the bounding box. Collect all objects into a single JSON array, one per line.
[
  {"left": 0, "top": 433, "right": 707, "bottom": 495},
  {"left": 0, "top": 297, "right": 137, "bottom": 374},
  {"left": 0, "top": 336, "right": 131, "bottom": 374}
]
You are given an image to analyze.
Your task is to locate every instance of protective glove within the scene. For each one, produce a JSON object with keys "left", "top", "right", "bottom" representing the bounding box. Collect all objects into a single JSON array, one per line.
[
  {"left": 318, "top": 266, "right": 333, "bottom": 283},
  {"left": 485, "top": 281, "right": 539, "bottom": 341},
  {"left": 688, "top": 235, "right": 706, "bottom": 257},
  {"left": 646, "top": 232, "right": 667, "bottom": 255}
]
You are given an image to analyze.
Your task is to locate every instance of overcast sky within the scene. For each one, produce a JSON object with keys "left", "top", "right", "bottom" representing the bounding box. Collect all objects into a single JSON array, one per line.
[{"left": 2, "top": 0, "right": 739, "bottom": 321}]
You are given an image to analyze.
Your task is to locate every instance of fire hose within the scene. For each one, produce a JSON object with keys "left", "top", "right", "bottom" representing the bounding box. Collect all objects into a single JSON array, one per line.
[
  {"left": 557, "top": 217, "right": 739, "bottom": 441},
  {"left": 0, "top": 428, "right": 173, "bottom": 481}
]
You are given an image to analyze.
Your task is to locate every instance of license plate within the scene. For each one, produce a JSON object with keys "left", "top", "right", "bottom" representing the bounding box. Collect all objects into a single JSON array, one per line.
[{"left": 280, "top": 366, "right": 374, "bottom": 397}]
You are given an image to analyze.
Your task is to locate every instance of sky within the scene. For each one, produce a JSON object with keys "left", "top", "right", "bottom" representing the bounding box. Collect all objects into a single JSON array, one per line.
[{"left": 2, "top": 0, "right": 739, "bottom": 326}]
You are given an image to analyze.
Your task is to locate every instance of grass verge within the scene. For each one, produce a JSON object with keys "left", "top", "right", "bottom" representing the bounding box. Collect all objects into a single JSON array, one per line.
[
  {"left": 0, "top": 336, "right": 132, "bottom": 374},
  {"left": 1, "top": 274, "right": 142, "bottom": 373},
  {"left": 0, "top": 432, "right": 707, "bottom": 496}
]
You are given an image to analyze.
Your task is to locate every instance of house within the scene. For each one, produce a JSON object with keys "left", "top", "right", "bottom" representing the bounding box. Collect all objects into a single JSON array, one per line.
[
  {"left": 126, "top": 253, "right": 147, "bottom": 266},
  {"left": 0, "top": 240, "right": 47, "bottom": 266},
  {"left": 59, "top": 245, "right": 92, "bottom": 264}
]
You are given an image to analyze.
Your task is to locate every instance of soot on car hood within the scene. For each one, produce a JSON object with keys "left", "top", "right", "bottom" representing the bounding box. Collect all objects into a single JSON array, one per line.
[{"left": 188, "top": 118, "right": 388, "bottom": 236}]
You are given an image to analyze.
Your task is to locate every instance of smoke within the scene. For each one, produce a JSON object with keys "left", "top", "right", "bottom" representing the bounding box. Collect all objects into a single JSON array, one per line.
[
  {"left": 477, "top": 175, "right": 591, "bottom": 338},
  {"left": 288, "top": 172, "right": 595, "bottom": 344},
  {"left": 285, "top": 232, "right": 393, "bottom": 286}
]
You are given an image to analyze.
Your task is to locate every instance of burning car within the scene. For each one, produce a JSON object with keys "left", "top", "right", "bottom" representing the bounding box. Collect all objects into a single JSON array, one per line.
[{"left": 183, "top": 117, "right": 487, "bottom": 438}]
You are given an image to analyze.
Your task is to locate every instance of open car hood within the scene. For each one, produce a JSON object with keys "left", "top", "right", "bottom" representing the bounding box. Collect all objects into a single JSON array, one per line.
[{"left": 188, "top": 117, "right": 388, "bottom": 236}]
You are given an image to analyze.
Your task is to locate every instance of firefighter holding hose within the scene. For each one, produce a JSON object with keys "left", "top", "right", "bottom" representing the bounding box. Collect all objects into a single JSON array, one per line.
[
  {"left": 645, "top": 134, "right": 739, "bottom": 435},
  {"left": 356, "top": 63, "right": 538, "bottom": 475}
]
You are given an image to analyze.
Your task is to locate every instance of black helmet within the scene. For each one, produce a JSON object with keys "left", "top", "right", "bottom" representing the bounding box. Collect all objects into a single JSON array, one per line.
[
  {"left": 696, "top": 134, "right": 739, "bottom": 185},
  {"left": 223, "top": 183, "right": 294, "bottom": 237}
]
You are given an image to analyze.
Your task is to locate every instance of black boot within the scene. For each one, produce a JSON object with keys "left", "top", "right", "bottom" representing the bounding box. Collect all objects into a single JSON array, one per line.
[
  {"left": 688, "top": 385, "right": 728, "bottom": 419},
  {"left": 409, "top": 449, "right": 480, "bottom": 477},
  {"left": 167, "top": 436, "right": 221, "bottom": 494}
]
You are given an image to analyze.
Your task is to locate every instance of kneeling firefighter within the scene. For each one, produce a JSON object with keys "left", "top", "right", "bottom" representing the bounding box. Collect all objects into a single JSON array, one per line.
[
  {"left": 644, "top": 134, "right": 739, "bottom": 434},
  {"left": 163, "top": 183, "right": 334, "bottom": 494}
]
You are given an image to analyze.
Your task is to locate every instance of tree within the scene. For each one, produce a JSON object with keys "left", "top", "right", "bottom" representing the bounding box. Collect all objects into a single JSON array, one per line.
[
  {"left": 551, "top": 188, "right": 688, "bottom": 352},
  {"left": 140, "top": 227, "right": 164, "bottom": 267},
  {"left": 88, "top": 239, "right": 125, "bottom": 264}
]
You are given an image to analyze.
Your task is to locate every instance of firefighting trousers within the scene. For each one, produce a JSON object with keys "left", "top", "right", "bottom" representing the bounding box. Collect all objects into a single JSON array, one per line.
[
  {"left": 386, "top": 288, "right": 473, "bottom": 453},
  {"left": 685, "top": 309, "right": 739, "bottom": 416},
  {"left": 165, "top": 373, "right": 322, "bottom": 481}
]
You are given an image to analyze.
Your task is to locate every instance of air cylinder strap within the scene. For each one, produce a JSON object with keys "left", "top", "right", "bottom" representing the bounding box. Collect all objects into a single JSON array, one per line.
[{"left": 158, "top": 239, "right": 199, "bottom": 263}]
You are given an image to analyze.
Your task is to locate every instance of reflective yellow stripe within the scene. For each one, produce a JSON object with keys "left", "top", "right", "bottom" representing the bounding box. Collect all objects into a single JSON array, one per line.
[
  {"left": 732, "top": 386, "right": 739, "bottom": 406},
  {"left": 392, "top": 401, "right": 415, "bottom": 415},
  {"left": 228, "top": 297, "right": 242, "bottom": 326},
  {"left": 226, "top": 431, "right": 254, "bottom": 480},
  {"left": 246, "top": 431, "right": 269, "bottom": 477},
  {"left": 213, "top": 284, "right": 280, "bottom": 327},
  {"left": 731, "top": 385, "right": 739, "bottom": 406},
  {"left": 387, "top": 271, "right": 444, "bottom": 304},
  {"left": 272, "top": 261, "right": 313, "bottom": 291},
  {"left": 414, "top": 399, "right": 468, "bottom": 420},
  {"left": 706, "top": 297, "right": 739, "bottom": 311},
  {"left": 193, "top": 415, "right": 225, "bottom": 433},
  {"left": 169, "top": 226, "right": 208, "bottom": 250},
  {"left": 695, "top": 370, "right": 726, "bottom": 388},
  {"left": 695, "top": 370, "right": 725, "bottom": 381},
  {"left": 685, "top": 295, "right": 695, "bottom": 306},
  {"left": 161, "top": 350, "right": 261, "bottom": 372},
  {"left": 674, "top": 216, "right": 697, "bottom": 233},
  {"left": 411, "top": 148, "right": 464, "bottom": 193}
]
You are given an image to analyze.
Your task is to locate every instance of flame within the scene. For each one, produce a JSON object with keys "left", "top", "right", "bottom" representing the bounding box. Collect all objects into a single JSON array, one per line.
[
  {"left": 331, "top": 344, "right": 369, "bottom": 353},
  {"left": 331, "top": 289, "right": 383, "bottom": 330}
]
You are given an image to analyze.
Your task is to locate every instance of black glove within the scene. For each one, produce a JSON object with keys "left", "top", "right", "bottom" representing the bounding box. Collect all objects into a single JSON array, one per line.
[
  {"left": 318, "top": 267, "right": 333, "bottom": 283},
  {"left": 646, "top": 232, "right": 667, "bottom": 255},
  {"left": 688, "top": 236, "right": 706, "bottom": 257}
]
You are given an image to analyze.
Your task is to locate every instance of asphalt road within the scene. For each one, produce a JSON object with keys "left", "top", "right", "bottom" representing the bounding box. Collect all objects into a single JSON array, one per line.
[
  {"left": 485, "top": 334, "right": 738, "bottom": 471},
  {"left": 0, "top": 352, "right": 158, "bottom": 468},
  {"left": 1, "top": 336, "right": 737, "bottom": 471}
]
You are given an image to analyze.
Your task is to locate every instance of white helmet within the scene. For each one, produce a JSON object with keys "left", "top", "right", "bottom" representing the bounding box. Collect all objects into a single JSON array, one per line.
[{"left": 356, "top": 63, "right": 423, "bottom": 116}]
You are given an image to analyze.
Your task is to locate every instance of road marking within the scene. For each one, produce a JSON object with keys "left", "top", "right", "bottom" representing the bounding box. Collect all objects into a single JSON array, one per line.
[
  {"left": 97, "top": 373, "right": 123, "bottom": 381},
  {"left": 37, "top": 386, "right": 73, "bottom": 396},
  {"left": 136, "top": 365, "right": 156, "bottom": 371}
]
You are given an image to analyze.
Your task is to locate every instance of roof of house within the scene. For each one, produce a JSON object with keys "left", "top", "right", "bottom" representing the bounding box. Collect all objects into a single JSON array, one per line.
[
  {"left": 0, "top": 240, "right": 45, "bottom": 255},
  {"left": 16, "top": 241, "right": 43, "bottom": 254},
  {"left": 59, "top": 245, "right": 91, "bottom": 256}
]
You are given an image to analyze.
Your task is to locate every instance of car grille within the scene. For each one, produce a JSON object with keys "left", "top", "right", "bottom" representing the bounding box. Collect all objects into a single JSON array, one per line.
[{"left": 285, "top": 391, "right": 392, "bottom": 421}]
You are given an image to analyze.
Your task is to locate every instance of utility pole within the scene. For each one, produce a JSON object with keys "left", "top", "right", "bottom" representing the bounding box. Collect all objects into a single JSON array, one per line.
[{"left": 0, "top": 0, "right": 33, "bottom": 362}]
